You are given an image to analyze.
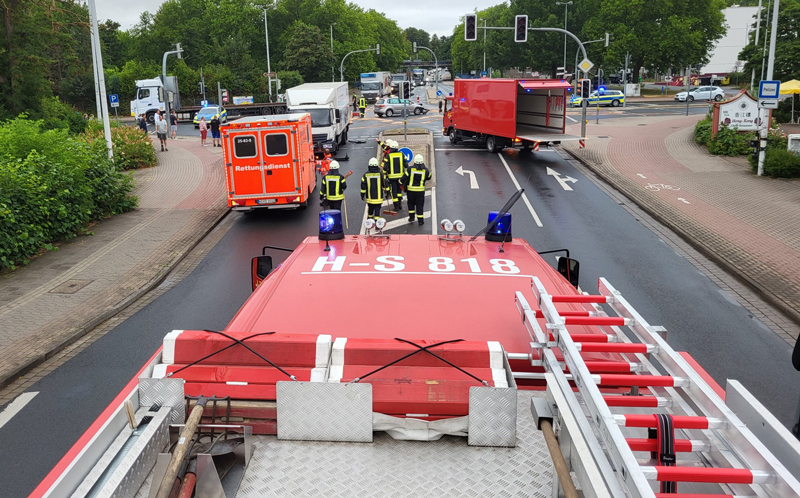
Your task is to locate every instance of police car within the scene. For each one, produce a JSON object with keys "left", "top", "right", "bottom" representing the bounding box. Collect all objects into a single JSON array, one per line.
[
  {"left": 571, "top": 89, "right": 625, "bottom": 107},
  {"left": 193, "top": 105, "right": 228, "bottom": 128}
]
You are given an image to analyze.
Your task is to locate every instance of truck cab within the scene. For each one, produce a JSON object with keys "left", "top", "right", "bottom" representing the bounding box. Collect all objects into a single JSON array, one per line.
[
  {"left": 285, "top": 82, "right": 351, "bottom": 155},
  {"left": 130, "top": 77, "right": 181, "bottom": 123}
]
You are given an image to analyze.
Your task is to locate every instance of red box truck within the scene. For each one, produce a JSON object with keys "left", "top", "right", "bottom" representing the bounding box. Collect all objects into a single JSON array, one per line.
[
  {"left": 221, "top": 114, "right": 317, "bottom": 211},
  {"left": 443, "top": 79, "right": 581, "bottom": 152}
]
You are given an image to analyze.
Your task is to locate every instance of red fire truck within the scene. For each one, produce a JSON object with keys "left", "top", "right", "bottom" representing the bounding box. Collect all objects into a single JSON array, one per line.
[
  {"left": 33, "top": 210, "right": 800, "bottom": 497},
  {"left": 222, "top": 114, "right": 316, "bottom": 211},
  {"left": 443, "top": 78, "right": 581, "bottom": 152}
]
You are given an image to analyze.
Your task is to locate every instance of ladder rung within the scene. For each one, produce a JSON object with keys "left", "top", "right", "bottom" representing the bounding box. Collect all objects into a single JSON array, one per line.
[
  {"left": 535, "top": 310, "right": 596, "bottom": 318},
  {"left": 575, "top": 342, "right": 655, "bottom": 354},
  {"left": 593, "top": 374, "right": 688, "bottom": 388},
  {"left": 627, "top": 438, "right": 711, "bottom": 452},
  {"left": 568, "top": 333, "right": 616, "bottom": 343},
  {"left": 564, "top": 316, "right": 632, "bottom": 327},
  {"left": 551, "top": 295, "right": 610, "bottom": 303},
  {"left": 585, "top": 361, "right": 641, "bottom": 373},
  {"left": 617, "top": 414, "right": 726, "bottom": 429},
  {"left": 604, "top": 395, "right": 669, "bottom": 408},
  {"left": 640, "top": 466, "right": 772, "bottom": 484}
]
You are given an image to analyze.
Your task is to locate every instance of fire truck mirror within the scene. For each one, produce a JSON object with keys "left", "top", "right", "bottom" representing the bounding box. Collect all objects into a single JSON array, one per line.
[
  {"left": 335, "top": 109, "right": 341, "bottom": 123},
  {"left": 557, "top": 257, "right": 580, "bottom": 288},
  {"left": 251, "top": 255, "right": 273, "bottom": 291}
]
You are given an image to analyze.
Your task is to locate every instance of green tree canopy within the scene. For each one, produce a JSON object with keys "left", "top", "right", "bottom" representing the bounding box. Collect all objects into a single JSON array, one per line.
[{"left": 738, "top": 0, "right": 800, "bottom": 82}]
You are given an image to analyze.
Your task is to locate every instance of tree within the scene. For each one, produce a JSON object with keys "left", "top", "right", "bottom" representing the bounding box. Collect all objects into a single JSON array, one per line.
[
  {"left": 738, "top": 0, "right": 800, "bottom": 82},
  {"left": 282, "top": 21, "right": 333, "bottom": 82},
  {"left": 404, "top": 27, "right": 430, "bottom": 48}
]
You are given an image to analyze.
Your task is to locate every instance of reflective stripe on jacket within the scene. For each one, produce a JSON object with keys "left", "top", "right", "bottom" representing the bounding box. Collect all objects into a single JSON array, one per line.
[
  {"left": 361, "top": 167, "right": 385, "bottom": 204},
  {"left": 404, "top": 165, "right": 431, "bottom": 192},
  {"left": 321, "top": 173, "right": 347, "bottom": 201},
  {"left": 383, "top": 151, "right": 407, "bottom": 179},
  {"left": 359, "top": 98, "right": 366, "bottom": 108}
]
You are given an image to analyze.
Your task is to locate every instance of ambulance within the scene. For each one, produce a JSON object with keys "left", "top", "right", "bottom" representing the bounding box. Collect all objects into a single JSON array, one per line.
[{"left": 221, "top": 114, "right": 316, "bottom": 211}]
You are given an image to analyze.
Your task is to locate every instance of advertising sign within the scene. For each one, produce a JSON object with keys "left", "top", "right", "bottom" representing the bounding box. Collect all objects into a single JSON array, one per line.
[
  {"left": 715, "top": 92, "right": 760, "bottom": 132},
  {"left": 233, "top": 96, "right": 254, "bottom": 105}
]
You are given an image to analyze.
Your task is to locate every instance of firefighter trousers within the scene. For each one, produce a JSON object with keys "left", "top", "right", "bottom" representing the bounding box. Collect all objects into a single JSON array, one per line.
[
  {"left": 325, "top": 199, "right": 342, "bottom": 211},
  {"left": 367, "top": 203, "right": 381, "bottom": 219},
  {"left": 407, "top": 190, "right": 424, "bottom": 220},
  {"left": 388, "top": 178, "right": 403, "bottom": 207},
  {"left": 359, "top": 107, "right": 366, "bottom": 117}
]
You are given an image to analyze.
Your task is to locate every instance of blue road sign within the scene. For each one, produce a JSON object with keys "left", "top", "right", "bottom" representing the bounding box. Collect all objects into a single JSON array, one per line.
[
  {"left": 399, "top": 147, "right": 414, "bottom": 163},
  {"left": 109, "top": 94, "right": 119, "bottom": 107},
  {"left": 436, "top": 90, "right": 442, "bottom": 97},
  {"left": 758, "top": 80, "right": 780, "bottom": 99}
]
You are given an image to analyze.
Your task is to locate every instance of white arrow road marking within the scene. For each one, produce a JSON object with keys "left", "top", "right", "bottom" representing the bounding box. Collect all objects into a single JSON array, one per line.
[
  {"left": 498, "top": 154, "right": 544, "bottom": 227},
  {"left": 0, "top": 392, "right": 38, "bottom": 430},
  {"left": 637, "top": 173, "right": 647, "bottom": 179},
  {"left": 546, "top": 167, "right": 577, "bottom": 191},
  {"left": 455, "top": 166, "right": 479, "bottom": 189},
  {"left": 359, "top": 191, "right": 433, "bottom": 235},
  {"left": 678, "top": 198, "right": 691, "bottom": 204}
]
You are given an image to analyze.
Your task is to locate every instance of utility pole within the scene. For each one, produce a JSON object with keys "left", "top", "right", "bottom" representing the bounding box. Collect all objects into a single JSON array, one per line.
[
  {"left": 758, "top": 0, "right": 780, "bottom": 176},
  {"left": 330, "top": 23, "right": 336, "bottom": 82},
  {"left": 556, "top": 1, "right": 573, "bottom": 72},
  {"left": 200, "top": 67, "right": 206, "bottom": 102},
  {"left": 259, "top": 5, "right": 274, "bottom": 99},
  {"left": 685, "top": 66, "right": 691, "bottom": 116},
  {"left": 623, "top": 52, "right": 629, "bottom": 108},
  {"left": 87, "top": 0, "right": 113, "bottom": 159},
  {"left": 750, "top": 0, "right": 762, "bottom": 93}
]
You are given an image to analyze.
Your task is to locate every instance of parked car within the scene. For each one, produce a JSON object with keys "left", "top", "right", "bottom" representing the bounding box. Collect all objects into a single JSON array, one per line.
[
  {"left": 373, "top": 98, "right": 426, "bottom": 117},
  {"left": 674, "top": 86, "right": 725, "bottom": 102},
  {"left": 193, "top": 105, "right": 228, "bottom": 128},
  {"left": 571, "top": 90, "right": 625, "bottom": 107}
]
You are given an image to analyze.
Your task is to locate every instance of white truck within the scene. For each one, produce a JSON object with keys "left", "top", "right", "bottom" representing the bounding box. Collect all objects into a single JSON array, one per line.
[
  {"left": 360, "top": 71, "right": 392, "bottom": 102},
  {"left": 130, "top": 77, "right": 181, "bottom": 123},
  {"left": 285, "top": 82, "right": 351, "bottom": 154}
]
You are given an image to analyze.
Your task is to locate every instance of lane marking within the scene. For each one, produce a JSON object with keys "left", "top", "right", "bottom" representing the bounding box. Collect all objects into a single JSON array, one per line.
[
  {"left": 384, "top": 212, "right": 431, "bottom": 230},
  {"left": 566, "top": 115, "right": 579, "bottom": 123},
  {"left": 497, "top": 154, "right": 544, "bottom": 227},
  {"left": 455, "top": 166, "right": 479, "bottom": 189},
  {"left": 434, "top": 148, "right": 487, "bottom": 152},
  {"left": 637, "top": 173, "right": 647, "bottom": 179},
  {"left": 0, "top": 391, "right": 38, "bottom": 430},
  {"left": 431, "top": 186, "right": 438, "bottom": 235},
  {"left": 546, "top": 167, "right": 578, "bottom": 191},
  {"left": 678, "top": 197, "right": 691, "bottom": 204}
]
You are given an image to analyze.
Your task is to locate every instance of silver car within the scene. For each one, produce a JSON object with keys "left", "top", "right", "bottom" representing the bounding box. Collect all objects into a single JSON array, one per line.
[
  {"left": 373, "top": 98, "right": 426, "bottom": 117},
  {"left": 674, "top": 86, "right": 726, "bottom": 102}
]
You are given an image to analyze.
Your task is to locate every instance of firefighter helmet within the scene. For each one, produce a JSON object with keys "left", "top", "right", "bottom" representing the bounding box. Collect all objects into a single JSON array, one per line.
[
  {"left": 369, "top": 157, "right": 379, "bottom": 166},
  {"left": 388, "top": 140, "right": 399, "bottom": 149},
  {"left": 414, "top": 154, "right": 424, "bottom": 164},
  {"left": 329, "top": 160, "right": 340, "bottom": 170}
]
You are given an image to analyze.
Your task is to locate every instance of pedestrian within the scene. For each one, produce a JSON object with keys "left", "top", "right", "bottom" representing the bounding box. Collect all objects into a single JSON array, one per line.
[
  {"left": 403, "top": 154, "right": 432, "bottom": 225},
  {"left": 138, "top": 114, "right": 149, "bottom": 134},
  {"left": 358, "top": 96, "right": 366, "bottom": 118},
  {"left": 199, "top": 116, "right": 208, "bottom": 146},
  {"left": 318, "top": 149, "right": 333, "bottom": 176},
  {"left": 352, "top": 93, "right": 358, "bottom": 112},
  {"left": 170, "top": 110, "right": 178, "bottom": 139},
  {"left": 320, "top": 160, "right": 347, "bottom": 211},
  {"left": 381, "top": 139, "right": 408, "bottom": 211},
  {"left": 361, "top": 157, "right": 386, "bottom": 221},
  {"left": 210, "top": 114, "right": 221, "bottom": 147},
  {"left": 155, "top": 111, "right": 168, "bottom": 151}
]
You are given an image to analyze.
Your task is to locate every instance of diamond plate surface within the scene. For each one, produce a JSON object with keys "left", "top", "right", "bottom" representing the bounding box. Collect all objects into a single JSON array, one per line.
[
  {"left": 138, "top": 378, "right": 185, "bottom": 424},
  {"left": 276, "top": 381, "right": 372, "bottom": 442},
  {"left": 237, "top": 391, "right": 552, "bottom": 497},
  {"left": 468, "top": 386, "right": 517, "bottom": 447}
]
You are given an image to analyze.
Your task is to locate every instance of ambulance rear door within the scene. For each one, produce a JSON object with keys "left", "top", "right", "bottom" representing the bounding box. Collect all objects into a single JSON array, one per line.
[
  {"left": 227, "top": 129, "right": 265, "bottom": 199},
  {"left": 259, "top": 126, "right": 300, "bottom": 201}
]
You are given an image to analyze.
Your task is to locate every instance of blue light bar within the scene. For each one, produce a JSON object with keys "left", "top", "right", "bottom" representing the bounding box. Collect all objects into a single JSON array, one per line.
[
  {"left": 319, "top": 210, "right": 344, "bottom": 240},
  {"left": 486, "top": 211, "right": 512, "bottom": 242}
]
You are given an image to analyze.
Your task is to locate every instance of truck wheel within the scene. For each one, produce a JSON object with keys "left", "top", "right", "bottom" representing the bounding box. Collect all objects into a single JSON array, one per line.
[
  {"left": 340, "top": 129, "right": 348, "bottom": 145},
  {"left": 275, "top": 107, "right": 286, "bottom": 114},
  {"left": 262, "top": 107, "right": 273, "bottom": 115},
  {"left": 146, "top": 111, "right": 156, "bottom": 124},
  {"left": 449, "top": 129, "right": 460, "bottom": 144},
  {"left": 386, "top": 109, "right": 394, "bottom": 117},
  {"left": 486, "top": 136, "right": 500, "bottom": 153}
]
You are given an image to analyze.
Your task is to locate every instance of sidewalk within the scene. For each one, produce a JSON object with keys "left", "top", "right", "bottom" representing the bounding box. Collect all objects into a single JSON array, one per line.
[
  {"left": 0, "top": 136, "right": 227, "bottom": 388},
  {"left": 562, "top": 114, "right": 800, "bottom": 344}
]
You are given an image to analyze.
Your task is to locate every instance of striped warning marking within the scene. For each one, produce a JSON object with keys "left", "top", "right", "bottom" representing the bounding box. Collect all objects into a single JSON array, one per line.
[{"left": 0, "top": 392, "right": 38, "bottom": 430}]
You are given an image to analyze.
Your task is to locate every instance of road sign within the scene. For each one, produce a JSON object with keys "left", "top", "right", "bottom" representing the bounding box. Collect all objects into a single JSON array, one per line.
[
  {"left": 436, "top": 90, "right": 442, "bottom": 96},
  {"left": 200, "top": 100, "right": 208, "bottom": 107},
  {"left": 758, "top": 99, "right": 779, "bottom": 109},
  {"left": 578, "top": 58, "right": 594, "bottom": 73},
  {"left": 263, "top": 72, "right": 276, "bottom": 78},
  {"left": 758, "top": 80, "right": 780, "bottom": 99},
  {"left": 399, "top": 147, "right": 414, "bottom": 163},
  {"left": 109, "top": 94, "right": 119, "bottom": 108}
]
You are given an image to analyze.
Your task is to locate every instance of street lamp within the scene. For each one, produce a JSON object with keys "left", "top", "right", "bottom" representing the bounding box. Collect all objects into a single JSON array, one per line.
[
  {"left": 330, "top": 23, "right": 336, "bottom": 82},
  {"left": 556, "top": 1, "right": 572, "bottom": 73},
  {"left": 256, "top": 3, "right": 275, "bottom": 99}
]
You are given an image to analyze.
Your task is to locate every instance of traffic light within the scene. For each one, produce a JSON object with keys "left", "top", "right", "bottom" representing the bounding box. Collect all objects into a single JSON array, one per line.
[
  {"left": 197, "top": 82, "right": 207, "bottom": 95},
  {"left": 578, "top": 79, "right": 591, "bottom": 99},
  {"left": 515, "top": 15, "right": 528, "bottom": 43},
  {"left": 465, "top": 14, "right": 477, "bottom": 41},
  {"left": 413, "top": 41, "right": 418, "bottom": 53},
  {"left": 402, "top": 81, "right": 411, "bottom": 99}
]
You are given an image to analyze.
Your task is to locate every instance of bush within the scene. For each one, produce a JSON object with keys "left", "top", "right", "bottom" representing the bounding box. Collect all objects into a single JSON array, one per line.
[
  {"left": 38, "top": 96, "right": 87, "bottom": 134},
  {"left": 694, "top": 115, "right": 713, "bottom": 145},
  {"left": 0, "top": 118, "right": 136, "bottom": 269},
  {"left": 749, "top": 147, "right": 800, "bottom": 178},
  {"left": 84, "top": 122, "right": 156, "bottom": 170},
  {"left": 707, "top": 125, "right": 753, "bottom": 156}
]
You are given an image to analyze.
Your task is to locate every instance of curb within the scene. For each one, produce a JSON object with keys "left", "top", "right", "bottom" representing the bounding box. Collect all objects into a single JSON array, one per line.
[
  {"left": 0, "top": 207, "right": 229, "bottom": 389},
  {"left": 562, "top": 146, "right": 800, "bottom": 328}
]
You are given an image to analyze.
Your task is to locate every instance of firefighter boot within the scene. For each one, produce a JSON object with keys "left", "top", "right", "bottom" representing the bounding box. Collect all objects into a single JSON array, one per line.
[
  {"left": 418, "top": 217, "right": 424, "bottom": 226},
  {"left": 408, "top": 210, "right": 414, "bottom": 223}
]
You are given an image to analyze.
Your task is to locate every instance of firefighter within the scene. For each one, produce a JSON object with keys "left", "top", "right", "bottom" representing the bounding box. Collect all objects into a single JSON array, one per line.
[
  {"left": 318, "top": 149, "right": 333, "bottom": 176},
  {"left": 403, "top": 154, "right": 432, "bottom": 225},
  {"left": 361, "top": 157, "right": 386, "bottom": 220},
  {"left": 381, "top": 139, "right": 408, "bottom": 210},
  {"left": 319, "top": 160, "right": 346, "bottom": 211},
  {"left": 358, "top": 96, "right": 367, "bottom": 118},
  {"left": 352, "top": 93, "right": 358, "bottom": 112}
]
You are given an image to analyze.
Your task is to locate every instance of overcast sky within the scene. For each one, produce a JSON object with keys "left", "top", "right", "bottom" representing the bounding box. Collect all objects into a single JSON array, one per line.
[{"left": 95, "top": 0, "right": 501, "bottom": 37}]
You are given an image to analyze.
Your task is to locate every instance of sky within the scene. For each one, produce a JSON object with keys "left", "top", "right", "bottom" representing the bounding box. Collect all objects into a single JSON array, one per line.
[{"left": 95, "top": 0, "right": 501, "bottom": 37}]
